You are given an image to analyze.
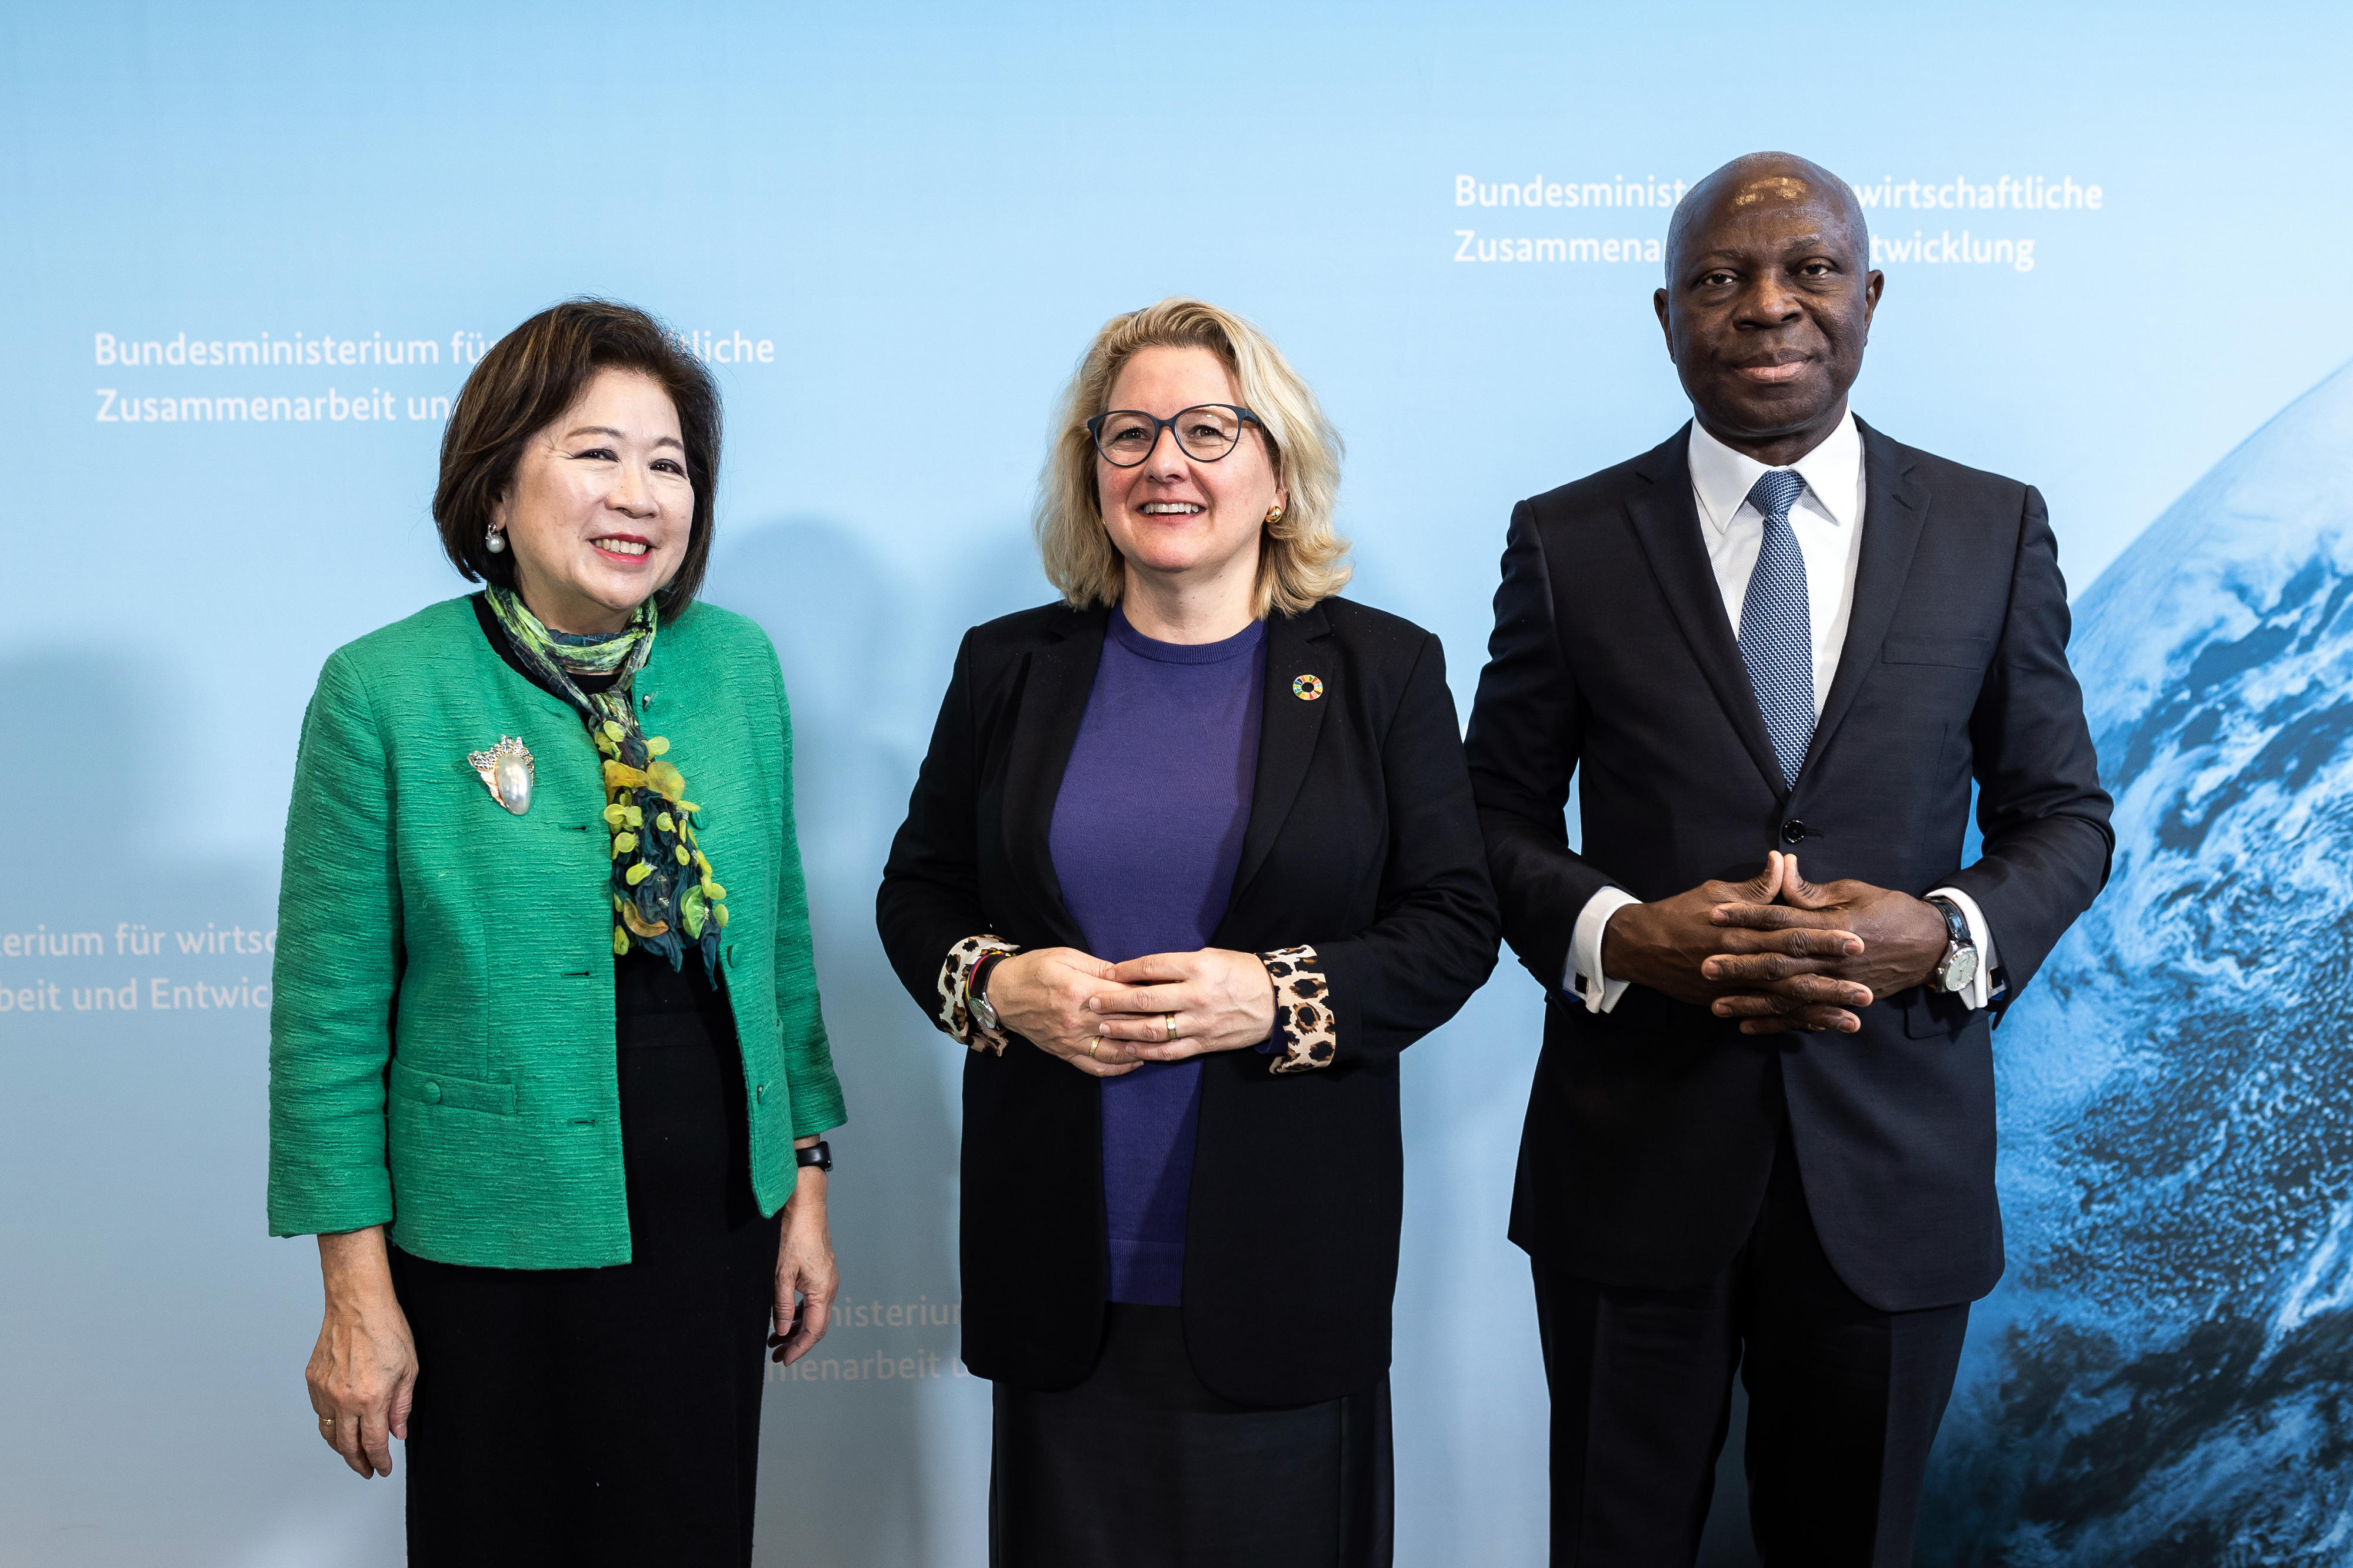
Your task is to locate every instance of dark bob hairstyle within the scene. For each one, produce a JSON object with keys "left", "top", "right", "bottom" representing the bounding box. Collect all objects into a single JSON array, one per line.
[{"left": 434, "top": 298, "right": 722, "bottom": 615}]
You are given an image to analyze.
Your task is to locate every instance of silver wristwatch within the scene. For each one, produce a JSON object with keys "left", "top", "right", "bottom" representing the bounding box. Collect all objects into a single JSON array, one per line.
[{"left": 1925, "top": 897, "right": 1979, "bottom": 995}]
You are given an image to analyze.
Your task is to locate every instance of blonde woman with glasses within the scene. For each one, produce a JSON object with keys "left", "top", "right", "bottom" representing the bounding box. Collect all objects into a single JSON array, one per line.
[{"left": 878, "top": 298, "right": 1498, "bottom": 1566}]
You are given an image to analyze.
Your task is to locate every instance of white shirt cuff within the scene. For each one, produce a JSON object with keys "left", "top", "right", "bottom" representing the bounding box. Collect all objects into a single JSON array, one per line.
[
  {"left": 1565, "top": 887, "right": 1643, "bottom": 1014},
  {"left": 1925, "top": 886, "right": 2001, "bottom": 1010}
]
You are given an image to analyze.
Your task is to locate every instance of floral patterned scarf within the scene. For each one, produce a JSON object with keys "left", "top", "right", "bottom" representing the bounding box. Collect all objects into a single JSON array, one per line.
[{"left": 485, "top": 586, "right": 726, "bottom": 975}]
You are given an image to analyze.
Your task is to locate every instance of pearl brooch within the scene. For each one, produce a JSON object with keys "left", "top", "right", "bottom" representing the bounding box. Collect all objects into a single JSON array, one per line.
[{"left": 467, "top": 736, "right": 535, "bottom": 815}]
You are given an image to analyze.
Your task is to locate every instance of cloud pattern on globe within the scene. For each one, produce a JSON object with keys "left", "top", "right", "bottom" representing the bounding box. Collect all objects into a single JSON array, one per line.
[{"left": 1922, "top": 361, "right": 2353, "bottom": 1564}]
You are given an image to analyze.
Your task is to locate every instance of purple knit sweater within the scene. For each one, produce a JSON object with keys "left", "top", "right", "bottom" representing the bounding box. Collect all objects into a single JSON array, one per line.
[{"left": 1047, "top": 608, "right": 1266, "bottom": 1306}]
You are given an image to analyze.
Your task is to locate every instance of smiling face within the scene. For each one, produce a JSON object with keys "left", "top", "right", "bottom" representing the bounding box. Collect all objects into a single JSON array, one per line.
[
  {"left": 494, "top": 368, "right": 694, "bottom": 634},
  {"left": 1096, "top": 345, "right": 1285, "bottom": 598},
  {"left": 1654, "top": 157, "right": 1882, "bottom": 462}
]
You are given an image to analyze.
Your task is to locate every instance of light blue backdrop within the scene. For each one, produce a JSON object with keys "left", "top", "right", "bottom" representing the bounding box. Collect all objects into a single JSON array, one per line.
[{"left": 5, "top": 4, "right": 2351, "bottom": 1563}]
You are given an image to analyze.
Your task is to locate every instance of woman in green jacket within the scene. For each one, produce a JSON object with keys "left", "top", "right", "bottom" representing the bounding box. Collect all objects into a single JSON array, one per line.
[{"left": 268, "top": 299, "right": 845, "bottom": 1565}]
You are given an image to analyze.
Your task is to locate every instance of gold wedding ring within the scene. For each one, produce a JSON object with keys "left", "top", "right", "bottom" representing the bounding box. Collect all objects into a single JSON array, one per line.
[
  {"left": 1087, "top": 1039, "right": 1102, "bottom": 1059},
  {"left": 318, "top": 1416, "right": 334, "bottom": 1429},
  {"left": 1165, "top": 1013, "right": 1178, "bottom": 1042}
]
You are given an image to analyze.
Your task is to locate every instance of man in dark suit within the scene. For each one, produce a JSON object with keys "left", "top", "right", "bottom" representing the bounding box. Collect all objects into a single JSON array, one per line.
[{"left": 1463, "top": 152, "right": 2113, "bottom": 1566}]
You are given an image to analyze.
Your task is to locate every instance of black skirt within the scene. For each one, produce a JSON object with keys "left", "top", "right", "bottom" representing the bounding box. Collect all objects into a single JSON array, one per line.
[
  {"left": 990, "top": 1303, "right": 1394, "bottom": 1568},
  {"left": 390, "top": 954, "right": 779, "bottom": 1568}
]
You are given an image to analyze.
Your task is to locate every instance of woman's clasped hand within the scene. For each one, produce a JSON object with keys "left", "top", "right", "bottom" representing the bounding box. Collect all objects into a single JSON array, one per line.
[
  {"left": 982, "top": 946, "right": 1279, "bottom": 1075},
  {"left": 1090, "top": 948, "right": 1279, "bottom": 1059}
]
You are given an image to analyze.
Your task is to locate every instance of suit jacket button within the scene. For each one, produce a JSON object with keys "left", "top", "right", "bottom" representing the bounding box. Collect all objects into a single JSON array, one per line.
[
  {"left": 421, "top": 1080, "right": 443, "bottom": 1104},
  {"left": 1782, "top": 820, "right": 1808, "bottom": 845}
]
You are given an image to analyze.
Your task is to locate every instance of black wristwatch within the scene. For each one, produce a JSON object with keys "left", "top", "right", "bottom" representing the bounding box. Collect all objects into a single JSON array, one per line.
[
  {"left": 795, "top": 1140, "right": 833, "bottom": 1172},
  {"left": 1924, "top": 897, "right": 1979, "bottom": 995},
  {"left": 968, "top": 950, "right": 1010, "bottom": 1034}
]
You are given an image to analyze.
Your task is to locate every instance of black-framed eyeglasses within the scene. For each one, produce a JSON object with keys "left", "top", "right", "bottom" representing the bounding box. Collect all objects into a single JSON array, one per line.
[{"left": 1085, "top": 404, "right": 1262, "bottom": 468}]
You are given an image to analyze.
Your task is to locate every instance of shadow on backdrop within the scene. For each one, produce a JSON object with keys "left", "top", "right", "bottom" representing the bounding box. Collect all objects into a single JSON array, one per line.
[{"left": 711, "top": 513, "right": 1057, "bottom": 1564}]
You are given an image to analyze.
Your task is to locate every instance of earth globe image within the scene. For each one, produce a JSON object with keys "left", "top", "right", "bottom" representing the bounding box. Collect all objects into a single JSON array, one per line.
[{"left": 1919, "top": 359, "right": 2353, "bottom": 1564}]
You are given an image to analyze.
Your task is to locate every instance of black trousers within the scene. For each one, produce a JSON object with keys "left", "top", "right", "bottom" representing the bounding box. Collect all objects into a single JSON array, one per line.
[
  {"left": 391, "top": 1006, "right": 779, "bottom": 1567},
  {"left": 1532, "top": 1127, "right": 1969, "bottom": 1568},
  {"left": 991, "top": 1303, "right": 1394, "bottom": 1568}
]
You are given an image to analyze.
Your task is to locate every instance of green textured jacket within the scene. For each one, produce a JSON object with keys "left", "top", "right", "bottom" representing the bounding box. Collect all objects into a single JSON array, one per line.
[{"left": 266, "top": 595, "right": 844, "bottom": 1267}]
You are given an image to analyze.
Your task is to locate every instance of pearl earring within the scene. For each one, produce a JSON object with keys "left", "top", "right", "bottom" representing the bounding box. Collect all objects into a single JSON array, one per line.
[{"left": 485, "top": 527, "right": 506, "bottom": 555}]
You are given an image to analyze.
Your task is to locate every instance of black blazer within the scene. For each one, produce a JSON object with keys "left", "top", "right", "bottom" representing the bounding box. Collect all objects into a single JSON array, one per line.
[
  {"left": 1463, "top": 421, "right": 2112, "bottom": 1312},
  {"left": 877, "top": 598, "right": 1498, "bottom": 1404}
]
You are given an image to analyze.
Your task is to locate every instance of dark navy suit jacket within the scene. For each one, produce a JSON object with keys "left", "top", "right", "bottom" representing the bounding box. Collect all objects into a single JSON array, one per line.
[{"left": 1464, "top": 420, "right": 2112, "bottom": 1312}]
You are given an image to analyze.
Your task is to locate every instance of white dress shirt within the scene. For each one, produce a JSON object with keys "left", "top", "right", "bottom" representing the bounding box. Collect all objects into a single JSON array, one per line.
[{"left": 1567, "top": 413, "right": 2000, "bottom": 1015}]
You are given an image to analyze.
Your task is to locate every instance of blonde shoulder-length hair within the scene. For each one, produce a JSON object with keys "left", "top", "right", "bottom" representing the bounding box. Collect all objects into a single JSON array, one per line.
[{"left": 1036, "top": 298, "right": 1350, "bottom": 618}]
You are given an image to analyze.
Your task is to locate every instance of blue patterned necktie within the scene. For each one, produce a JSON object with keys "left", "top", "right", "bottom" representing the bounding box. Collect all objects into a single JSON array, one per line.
[{"left": 1737, "top": 469, "right": 1815, "bottom": 788}]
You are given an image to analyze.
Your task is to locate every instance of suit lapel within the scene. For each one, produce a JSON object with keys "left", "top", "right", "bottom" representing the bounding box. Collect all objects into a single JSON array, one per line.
[
  {"left": 999, "top": 605, "right": 1105, "bottom": 946},
  {"left": 1795, "top": 421, "right": 1929, "bottom": 786},
  {"left": 1224, "top": 604, "right": 1333, "bottom": 913},
  {"left": 1622, "top": 426, "right": 1789, "bottom": 797}
]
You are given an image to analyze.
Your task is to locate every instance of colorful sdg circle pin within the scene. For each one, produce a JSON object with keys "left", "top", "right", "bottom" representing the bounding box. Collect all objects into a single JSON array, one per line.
[{"left": 1292, "top": 673, "right": 1324, "bottom": 701}]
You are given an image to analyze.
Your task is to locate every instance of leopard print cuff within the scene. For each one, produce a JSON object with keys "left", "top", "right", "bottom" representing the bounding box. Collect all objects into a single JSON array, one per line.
[
  {"left": 938, "top": 935, "right": 1020, "bottom": 1055},
  {"left": 1261, "top": 945, "right": 1337, "bottom": 1073}
]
